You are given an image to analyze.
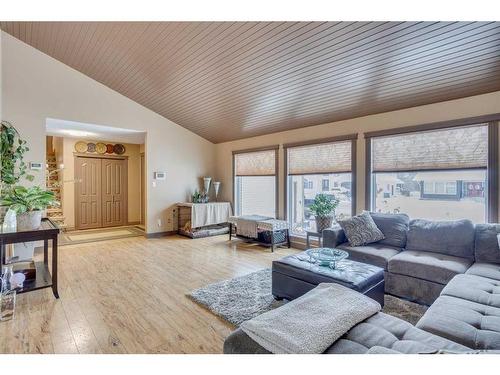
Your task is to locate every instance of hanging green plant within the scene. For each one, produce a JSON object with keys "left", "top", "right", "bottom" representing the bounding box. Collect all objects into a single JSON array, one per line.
[{"left": 0, "top": 121, "right": 34, "bottom": 190}]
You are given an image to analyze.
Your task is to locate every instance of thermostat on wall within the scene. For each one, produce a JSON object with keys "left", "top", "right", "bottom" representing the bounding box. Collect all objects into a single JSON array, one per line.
[
  {"left": 29, "top": 162, "right": 43, "bottom": 170},
  {"left": 154, "top": 172, "right": 166, "bottom": 180}
]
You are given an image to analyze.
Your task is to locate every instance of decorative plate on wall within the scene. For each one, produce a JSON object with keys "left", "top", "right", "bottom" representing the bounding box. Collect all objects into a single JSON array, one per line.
[
  {"left": 106, "top": 144, "right": 114, "bottom": 154},
  {"left": 113, "top": 144, "right": 126, "bottom": 155},
  {"left": 75, "top": 141, "right": 87, "bottom": 153},
  {"left": 87, "top": 143, "right": 96, "bottom": 153},
  {"left": 96, "top": 143, "right": 107, "bottom": 154}
]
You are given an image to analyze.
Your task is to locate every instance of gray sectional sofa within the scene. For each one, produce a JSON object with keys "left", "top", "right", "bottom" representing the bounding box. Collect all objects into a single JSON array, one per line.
[
  {"left": 223, "top": 214, "right": 500, "bottom": 353},
  {"left": 324, "top": 213, "right": 477, "bottom": 305}
]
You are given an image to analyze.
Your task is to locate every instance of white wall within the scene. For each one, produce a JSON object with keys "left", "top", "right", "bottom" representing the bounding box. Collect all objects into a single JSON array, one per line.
[
  {"left": 1, "top": 31, "right": 216, "bottom": 234},
  {"left": 215, "top": 91, "right": 500, "bottom": 220}
]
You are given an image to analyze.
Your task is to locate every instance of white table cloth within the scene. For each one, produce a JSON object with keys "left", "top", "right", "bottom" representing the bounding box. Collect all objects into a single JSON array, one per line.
[{"left": 178, "top": 202, "right": 232, "bottom": 229}]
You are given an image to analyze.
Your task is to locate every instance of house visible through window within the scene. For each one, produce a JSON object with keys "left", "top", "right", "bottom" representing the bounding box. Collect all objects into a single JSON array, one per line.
[
  {"left": 369, "top": 124, "right": 489, "bottom": 223},
  {"left": 322, "top": 179, "right": 330, "bottom": 191},
  {"left": 285, "top": 139, "right": 355, "bottom": 236},
  {"left": 303, "top": 179, "right": 313, "bottom": 189},
  {"left": 233, "top": 148, "right": 277, "bottom": 218}
]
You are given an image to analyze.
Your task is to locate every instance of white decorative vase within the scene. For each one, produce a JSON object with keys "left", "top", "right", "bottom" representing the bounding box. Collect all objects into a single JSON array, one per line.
[
  {"left": 2, "top": 209, "right": 17, "bottom": 231},
  {"left": 0, "top": 206, "right": 9, "bottom": 225},
  {"left": 203, "top": 177, "right": 212, "bottom": 195},
  {"left": 213, "top": 181, "right": 221, "bottom": 201},
  {"left": 16, "top": 211, "right": 42, "bottom": 231}
]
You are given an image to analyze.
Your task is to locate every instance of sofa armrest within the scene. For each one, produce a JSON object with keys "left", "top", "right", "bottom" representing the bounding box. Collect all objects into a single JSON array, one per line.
[
  {"left": 223, "top": 328, "right": 271, "bottom": 354},
  {"left": 323, "top": 226, "right": 346, "bottom": 247}
]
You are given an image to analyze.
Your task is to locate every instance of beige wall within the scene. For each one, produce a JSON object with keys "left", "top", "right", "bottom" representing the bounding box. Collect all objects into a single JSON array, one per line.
[
  {"left": 55, "top": 138, "right": 142, "bottom": 229},
  {"left": 1, "top": 31, "right": 216, "bottom": 234},
  {"left": 215, "top": 91, "right": 500, "bottom": 220}
]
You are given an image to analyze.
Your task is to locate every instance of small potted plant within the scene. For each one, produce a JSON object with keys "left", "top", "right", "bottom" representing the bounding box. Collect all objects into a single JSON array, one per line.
[
  {"left": 1, "top": 186, "right": 59, "bottom": 231},
  {"left": 309, "top": 193, "right": 339, "bottom": 233}
]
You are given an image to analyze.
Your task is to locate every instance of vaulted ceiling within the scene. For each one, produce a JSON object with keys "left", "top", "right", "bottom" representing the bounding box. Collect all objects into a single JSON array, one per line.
[{"left": 1, "top": 22, "right": 500, "bottom": 143}]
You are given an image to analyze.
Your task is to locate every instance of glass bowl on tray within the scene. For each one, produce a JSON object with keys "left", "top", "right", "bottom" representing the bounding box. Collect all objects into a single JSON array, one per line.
[{"left": 305, "top": 247, "right": 349, "bottom": 269}]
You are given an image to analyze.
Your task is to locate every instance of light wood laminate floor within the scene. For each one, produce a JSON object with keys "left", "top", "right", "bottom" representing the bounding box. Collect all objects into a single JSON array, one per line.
[{"left": 0, "top": 235, "right": 299, "bottom": 353}]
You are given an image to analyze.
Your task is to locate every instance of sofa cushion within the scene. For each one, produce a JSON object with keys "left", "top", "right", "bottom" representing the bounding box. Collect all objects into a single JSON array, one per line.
[
  {"left": 388, "top": 250, "right": 472, "bottom": 285},
  {"left": 337, "top": 211, "right": 385, "bottom": 247},
  {"left": 385, "top": 272, "right": 444, "bottom": 306},
  {"left": 474, "top": 224, "right": 500, "bottom": 264},
  {"left": 440, "top": 274, "right": 500, "bottom": 308},
  {"left": 337, "top": 243, "right": 400, "bottom": 270},
  {"left": 224, "top": 312, "right": 470, "bottom": 354},
  {"left": 466, "top": 263, "right": 500, "bottom": 282},
  {"left": 328, "top": 312, "right": 470, "bottom": 354},
  {"left": 406, "top": 218, "right": 475, "bottom": 259},
  {"left": 369, "top": 212, "right": 409, "bottom": 248},
  {"left": 416, "top": 294, "right": 500, "bottom": 350}
]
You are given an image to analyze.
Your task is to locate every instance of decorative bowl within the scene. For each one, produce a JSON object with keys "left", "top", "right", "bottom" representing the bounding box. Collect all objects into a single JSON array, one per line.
[
  {"left": 96, "top": 142, "right": 107, "bottom": 154},
  {"left": 113, "top": 143, "right": 126, "bottom": 155},
  {"left": 87, "top": 142, "right": 96, "bottom": 152},
  {"left": 75, "top": 141, "right": 87, "bottom": 153},
  {"left": 305, "top": 248, "right": 349, "bottom": 269}
]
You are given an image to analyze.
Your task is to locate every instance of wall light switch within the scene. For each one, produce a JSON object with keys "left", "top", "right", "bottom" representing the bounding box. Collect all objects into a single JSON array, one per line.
[
  {"left": 30, "top": 162, "right": 43, "bottom": 170},
  {"left": 154, "top": 171, "right": 166, "bottom": 180}
]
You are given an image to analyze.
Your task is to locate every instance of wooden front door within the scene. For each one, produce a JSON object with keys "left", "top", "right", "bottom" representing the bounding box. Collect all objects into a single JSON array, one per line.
[
  {"left": 101, "top": 158, "right": 127, "bottom": 227},
  {"left": 75, "top": 157, "right": 102, "bottom": 229},
  {"left": 75, "top": 156, "right": 127, "bottom": 230}
]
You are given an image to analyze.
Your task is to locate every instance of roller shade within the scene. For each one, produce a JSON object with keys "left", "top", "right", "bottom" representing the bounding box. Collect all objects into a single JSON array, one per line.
[
  {"left": 234, "top": 149, "right": 276, "bottom": 176},
  {"left": 372, "top": 124, "right": 488, "bottom": 173},
  {"left": 287, "top": 140, "right": 352, "bottom": 175}
]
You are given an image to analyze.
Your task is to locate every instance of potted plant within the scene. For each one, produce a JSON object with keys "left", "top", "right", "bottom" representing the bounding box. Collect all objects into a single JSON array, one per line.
[
  {"left": 1, "top": 121, "right": 34, "bottom": 189},
  {"left": 309, "top": 193, "right": 339, "bottom": 233},
  {"left": 1, "top": 186, "right": 59, "bottom": 231},
  {"left": 1, "top": 121, "right": 34, "bottom": 223}
]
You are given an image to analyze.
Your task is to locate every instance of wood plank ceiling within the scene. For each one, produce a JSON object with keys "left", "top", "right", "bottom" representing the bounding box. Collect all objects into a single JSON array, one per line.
[{"left": 1, "top": 22, "right": 500, "bottom": 143}]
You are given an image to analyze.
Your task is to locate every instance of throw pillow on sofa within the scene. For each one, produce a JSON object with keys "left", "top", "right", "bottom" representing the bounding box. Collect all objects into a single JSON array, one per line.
[
  {"left": 369, "top": 212, "right": 409, "bottom": 248},
  {"left": 338, "top": 211, "right": 385, "bottom": 247}
]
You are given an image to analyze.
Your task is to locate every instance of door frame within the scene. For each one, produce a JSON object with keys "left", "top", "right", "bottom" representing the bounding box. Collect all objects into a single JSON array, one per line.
[
  {"left": 140, "top": 152, "right": 145, "bottom": 226},
  {"left": 74, "top": 153, "right": 129, "bottom": 230}
]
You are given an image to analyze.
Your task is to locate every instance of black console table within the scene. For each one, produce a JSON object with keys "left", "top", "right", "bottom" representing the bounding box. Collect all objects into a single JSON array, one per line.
[{"left": 0, "top": 218, "right": 60, "bottom": 298}]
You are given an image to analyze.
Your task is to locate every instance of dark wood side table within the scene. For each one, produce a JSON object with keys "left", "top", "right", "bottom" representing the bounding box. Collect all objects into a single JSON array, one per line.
[
  {"left": 0, "top": 218, "right": 60, "bottom": 298},
  {"left": 306, "top": 230, "right": 323, "bottom": 248}
]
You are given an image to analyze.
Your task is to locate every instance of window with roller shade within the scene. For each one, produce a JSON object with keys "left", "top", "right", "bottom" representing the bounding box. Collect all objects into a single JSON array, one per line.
[
  {"left": 368, "top": 124, "right": 489, "bottom": 222},
  {"left": 233, "top": 148, "right": 277, "bottom": 217},
  {"left": 285, "top": 139, "right": 355, "bottom": 236}
]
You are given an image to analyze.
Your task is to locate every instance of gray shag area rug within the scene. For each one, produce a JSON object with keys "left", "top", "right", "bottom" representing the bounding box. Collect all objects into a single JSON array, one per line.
[{"left": 188, "top": 268, "right": 428, "bottom": 327}]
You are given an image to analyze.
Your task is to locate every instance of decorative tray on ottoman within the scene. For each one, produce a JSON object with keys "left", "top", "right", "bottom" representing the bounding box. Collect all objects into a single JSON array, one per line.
[{"left": 305, "top": 247, "right": 349, "bottom": 269}]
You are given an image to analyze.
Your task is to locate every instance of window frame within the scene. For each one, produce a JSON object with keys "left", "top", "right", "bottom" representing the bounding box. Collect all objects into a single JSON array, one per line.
[
  {"left": 283, "top": 134, "right": 358, "bottom": 234},
  {"left": 232, "top": 145, "right": 279, "bottom": 218},
  {"left": 304, "top": 179, "right": 313, "bottom": 189},
  {"left": 322, "top": 179, "right": 330, "bottom": 191},
  {"left": 364, "top": 114, "right": 500, "bottom": 223}
]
